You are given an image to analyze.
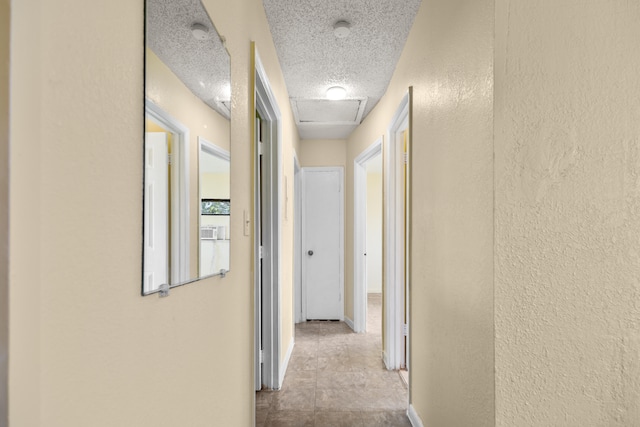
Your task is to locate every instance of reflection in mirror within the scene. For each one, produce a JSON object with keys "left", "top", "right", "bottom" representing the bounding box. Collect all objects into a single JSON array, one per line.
[
  {"left": 144, "top": 0, "right": 231, "bottom": 295},
  {"left": 198, "top": 138, "right": 230, "bottom": 277}
]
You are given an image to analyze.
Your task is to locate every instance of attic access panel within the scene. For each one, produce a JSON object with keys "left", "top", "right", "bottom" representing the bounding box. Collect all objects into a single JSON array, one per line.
[{"left": 292, "top": 98, "right": 368, "bottom": 124}]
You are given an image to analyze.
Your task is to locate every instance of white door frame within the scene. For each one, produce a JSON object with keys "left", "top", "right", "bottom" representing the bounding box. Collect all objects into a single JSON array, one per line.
[
  {"left": 384, "top": 92, "right": 410, "bottom": 370},
  {"left": 301, "top": 167, "right": 345, "bottom": 321},
  {"left": 353, "top": 138, "right": 383, "bottom": 333},
  {"left": 253, "top": 45, "right": 283, "bottom": 391},
  {"left": 197, "top": 137, "right": 230, "bottom": 277},
  {"left": 145, "top": 100, "right": 191, "bottom": 288},
  {"left": 294, "top": 155, "right": 303, "bottom": 324}
]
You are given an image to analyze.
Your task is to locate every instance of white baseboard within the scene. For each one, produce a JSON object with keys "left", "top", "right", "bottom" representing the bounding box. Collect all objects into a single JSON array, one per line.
[
  {"left": 344, "top": 316, "right": 355, "bottom": 331},
  {"left": 407, "top": 404, "right": 424, "bottom": 427},
  {"left": 279, "top": 339, "right": 295, "bottom": 386}
]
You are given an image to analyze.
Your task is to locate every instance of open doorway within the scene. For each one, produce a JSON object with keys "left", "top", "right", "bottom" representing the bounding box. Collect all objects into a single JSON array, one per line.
[
  {"left": 364, "top": 154, "right": 383, "bottom": 337},
  {"left": 353, "top": 138, "right": 382, "bottom": 333}
]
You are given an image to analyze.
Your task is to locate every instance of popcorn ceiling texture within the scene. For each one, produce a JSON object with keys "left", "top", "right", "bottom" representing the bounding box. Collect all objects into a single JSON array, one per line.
[
  {"left": 262, "top": 0, "right": 421, "bottom": 139},
  {"left": 146, "top": 0, "right": 230, "bottom": 119},
  {"left": 494, "top": 0, "right": 640, "bottom": 425}
]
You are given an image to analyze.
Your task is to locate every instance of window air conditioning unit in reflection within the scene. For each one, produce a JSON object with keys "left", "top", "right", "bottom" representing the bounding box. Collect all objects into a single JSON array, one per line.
[{"left": 200, "top": 226, "right": 217, "bottom": 240}]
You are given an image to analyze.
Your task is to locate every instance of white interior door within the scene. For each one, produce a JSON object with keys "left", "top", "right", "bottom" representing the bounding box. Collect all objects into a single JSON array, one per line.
[
  {"left": 144, "top": 132, "right": 169, "bottom": 293},
  {"left": 303, "top": 167, "right": 343, "bottom": 320}
]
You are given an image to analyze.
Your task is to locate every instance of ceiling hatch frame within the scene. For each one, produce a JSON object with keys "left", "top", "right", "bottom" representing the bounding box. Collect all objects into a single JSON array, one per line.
[{"left": 290, "top": 97, "right": 368, "bottom": 127}]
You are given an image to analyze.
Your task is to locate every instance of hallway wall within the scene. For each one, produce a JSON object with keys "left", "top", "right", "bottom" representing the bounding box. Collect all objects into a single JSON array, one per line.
[
  {"left": 347, "top": 0, "right": 495, "bottom": 425},
  {"left": 494, "top": 1, "right": 640, "bottom": 424},
  {"left": 345, "top": 0, "right": 640, "bottom": 426},
  {"left": 0, "top": 0, "right": 8, "bottom": 422},
  {"left": 299, "top": 139, "right": 347, "bottom": 168},
  {"left": 8, "top": 0, "right": 298, "bottom": 425}
]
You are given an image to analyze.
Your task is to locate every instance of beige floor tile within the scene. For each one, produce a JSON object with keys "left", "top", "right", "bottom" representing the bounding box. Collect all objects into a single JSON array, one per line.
[
  {"left": 281, "top": 369, "right": 316, "bottom": 389},
  {"left": 256, "top": 406, "right": 270, "bottom": 425},
  {"left": 316, "top": 343, "right": 348, "bottom": 356},
  {"left": 316, "top": 371, "right": 367, "bottom": 389},
  {"left": 315, "top": 387, "right": 368, "bottom": 411},
  {"left": 272, "top": 387, "right": 316, "bottom": 411},
  {"left": 360, "top": 410, "right": 412, "bottom": 427},
  {"left": 287, "top": 354, "right": 317, "bottom": 371},
  {"left": 265, "top": 411, "right": 315, "bottom": 427},
  {"left": 256, "top": 296, "right": 409, "bottom": 421},
  {"left": 314, "top": 411, "right": 364, "bottom": 427},
  {"left": 350, "top": 355, "right": 387, "bottom": 371},
  {"left": 363, "top": 370, "right": 405, "bottom": 389},
  {"left": 359, "top": 388, "right": 407, "bottom": 411},
  {"left": 256, "top": 390, "right": 275, "bottom": 409},
  {"left": 317, "top": 355, "right": 355, "bottom": 372},
  {"left": 292, "top": 341, "right": 319, "bottom": 354}
]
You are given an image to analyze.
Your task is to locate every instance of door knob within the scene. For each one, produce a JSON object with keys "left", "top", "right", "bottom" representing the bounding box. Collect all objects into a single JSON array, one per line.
[{"left": 308, "top": 250, "right": 314, "bottom": 256}]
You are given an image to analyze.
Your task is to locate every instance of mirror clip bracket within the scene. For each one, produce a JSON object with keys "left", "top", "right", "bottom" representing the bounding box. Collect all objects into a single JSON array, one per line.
[
  {"left": 219, "top": 269, "right": 227, "bottom": 278},
  {"left": 159, "top": 283, "right": 170, "bottom": 298}
]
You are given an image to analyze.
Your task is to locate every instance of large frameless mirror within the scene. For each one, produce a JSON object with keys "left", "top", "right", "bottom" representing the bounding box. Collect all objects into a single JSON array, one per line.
[{"left": 143, "top": 0, "right": 231, "bottom": 295}]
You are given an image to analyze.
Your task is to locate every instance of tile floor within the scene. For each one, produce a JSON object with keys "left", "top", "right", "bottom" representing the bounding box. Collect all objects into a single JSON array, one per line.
[{"left": 256, "top": 294, "right": 410, "bottom": 427}]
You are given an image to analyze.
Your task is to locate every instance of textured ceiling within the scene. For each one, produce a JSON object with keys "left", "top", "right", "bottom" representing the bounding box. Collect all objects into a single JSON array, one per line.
[
  {"left": 263, "top": 0, "right": 421, "bottom": 139},
  {"left": 146, "top": 0, "right": 230, "bottom": 119}
]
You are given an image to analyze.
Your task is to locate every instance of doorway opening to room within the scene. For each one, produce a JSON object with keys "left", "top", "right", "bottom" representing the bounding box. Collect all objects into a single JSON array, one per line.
[
  {"left": 354, "top": 138, "right": 383, "bottom": 336},
  {"left": 363, "top": 151, "right": 383, "bottom": 337}
]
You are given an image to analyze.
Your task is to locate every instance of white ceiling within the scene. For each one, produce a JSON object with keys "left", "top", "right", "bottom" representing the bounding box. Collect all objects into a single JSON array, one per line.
[
  {"left": 262, "top": 0, "right": 421, "bottom": 139},
  {"left": 146, "top": 0, "right": 231, "bottom": 119},
  {"left": 146, "top": 0, "right": 421, "bottom": 140}
]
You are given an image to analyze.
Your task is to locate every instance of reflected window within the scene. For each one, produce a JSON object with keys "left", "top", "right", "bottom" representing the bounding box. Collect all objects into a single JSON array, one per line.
[{"left": 201, "top": 199, "right": 230, "bottom": 215}]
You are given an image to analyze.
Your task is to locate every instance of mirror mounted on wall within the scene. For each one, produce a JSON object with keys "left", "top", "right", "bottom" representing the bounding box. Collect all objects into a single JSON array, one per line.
[{"left": 143, "top": 0, "right": 231, "bottom": 296}]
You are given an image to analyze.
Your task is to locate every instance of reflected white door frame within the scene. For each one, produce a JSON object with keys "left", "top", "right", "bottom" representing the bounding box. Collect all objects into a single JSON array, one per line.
[
  {"left": 353, "top": 138, "right": 383, "bottom": 333},
  {"left": 294, "top": 156, "right": 303, "bottom": 324},
  {"left": 197, "top": 137, "right": 230, "bottom": 277},
  {"left": 144, "top": 100, "right": 190, "bottom": 288},
  {"left": 253, "top": 45, "right": 283, "bottom": 391}
]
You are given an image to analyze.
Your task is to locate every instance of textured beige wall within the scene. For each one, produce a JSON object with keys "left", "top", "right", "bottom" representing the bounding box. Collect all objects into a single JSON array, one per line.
[
  {"left": 347, "top": 0, "right": 495, "bottom": 424},
  {"left": 8, "top": 0, "right": 297, "bottom": 425},
  {"left": 0, "top": 0, "right": 8, "bottom": 422},
  {"left": 299, "top": 139, "right": 347, "bottom": 168},
  {"left": 9, "top": 0, "right": 42, "bottom": 424},
  {"left": 494, "top": 1, "right": 640, "bottom": 425}
]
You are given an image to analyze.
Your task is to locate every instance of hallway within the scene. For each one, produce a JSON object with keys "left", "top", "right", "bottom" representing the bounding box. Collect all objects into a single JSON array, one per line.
[{"left": 256, "top": 294, "right": 410, "bottom": 426}]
